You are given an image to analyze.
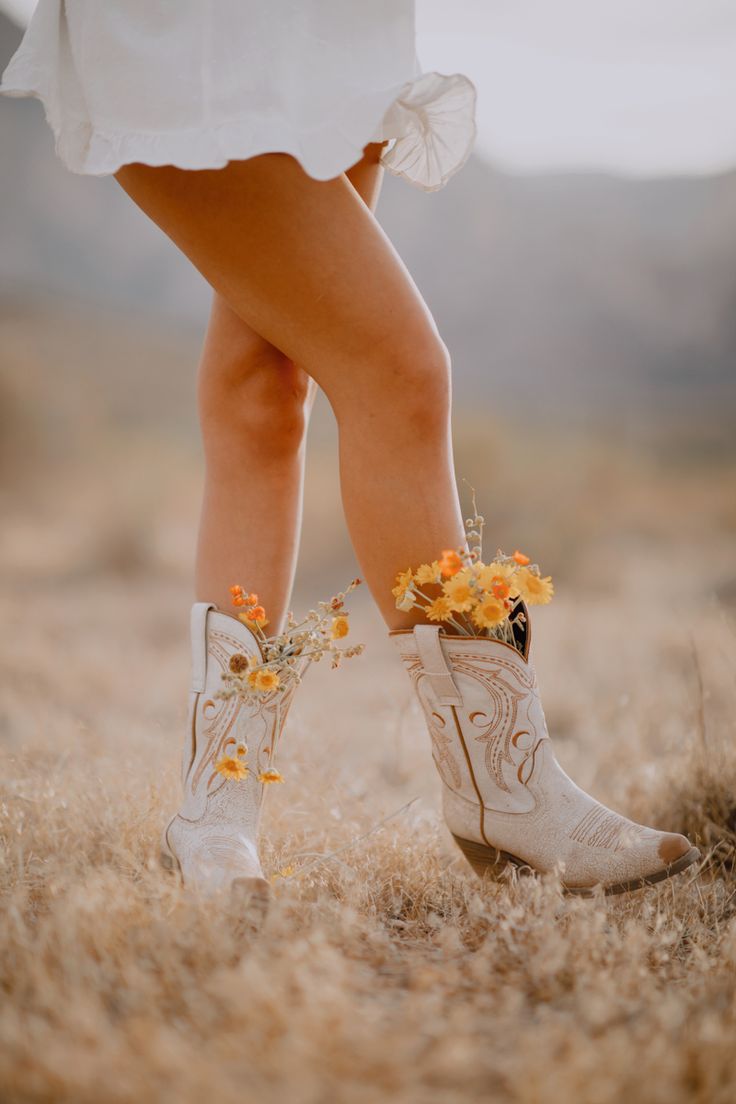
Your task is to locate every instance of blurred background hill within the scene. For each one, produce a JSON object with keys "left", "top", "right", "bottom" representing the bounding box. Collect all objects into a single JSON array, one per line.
[
  {"left": 1, "top": 9, "right": 734, "bottom": 599},
  {"left": 3, "top": 3, "right": 736, "bottom": 421}
]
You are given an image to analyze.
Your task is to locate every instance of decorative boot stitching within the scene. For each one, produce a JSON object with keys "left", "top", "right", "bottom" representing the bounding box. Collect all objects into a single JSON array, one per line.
[
  {"left": 569, "top": 806, "right": 654, "bottom": 851},
  {"left": 449, "top": 705, "right": 494, "bottom": 849},
  {"left": 185, "top": 691, "right": 200, "bottom": 780}
]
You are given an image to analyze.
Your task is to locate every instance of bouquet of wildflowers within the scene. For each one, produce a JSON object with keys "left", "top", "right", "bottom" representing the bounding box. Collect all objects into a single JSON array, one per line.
[
  {"left": 212, "top": 581, "right": 364, "bottom": 785},
  {"left": 392, "top": 504, "right": 553, "bottom": 649},
  {"left": 218, "top": 578, "right": 365, "bottom": 706}
]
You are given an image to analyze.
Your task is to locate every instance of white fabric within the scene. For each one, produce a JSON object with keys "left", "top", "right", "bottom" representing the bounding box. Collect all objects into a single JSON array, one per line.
[{"left": 0, "top": 0, "right": 476, "bottom": 191}]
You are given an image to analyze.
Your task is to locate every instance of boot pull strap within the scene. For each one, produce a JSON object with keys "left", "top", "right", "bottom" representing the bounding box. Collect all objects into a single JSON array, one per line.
[
  {"left": 413, "top": 625, "right": 463, "bottom": 706},
  {"left": 191, "top": 602, "right": 216, "bottom": 692}
]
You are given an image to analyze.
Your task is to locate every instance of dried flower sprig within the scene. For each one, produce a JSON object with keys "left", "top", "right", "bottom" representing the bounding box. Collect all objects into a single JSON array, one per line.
[
  {"left": 218, "top": 580, "right": 365, "bottom": 705},
  {"left": 213, "top": 579, "right": 364, "bottom": 784},
  {"left": 392, "top": 500, "right": 553, "bottom": 649}
]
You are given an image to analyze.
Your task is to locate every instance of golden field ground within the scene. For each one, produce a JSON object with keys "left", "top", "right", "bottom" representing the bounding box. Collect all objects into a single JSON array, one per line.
[{"left": 1, "top": 304, "right": 736, "bottom": 1103}]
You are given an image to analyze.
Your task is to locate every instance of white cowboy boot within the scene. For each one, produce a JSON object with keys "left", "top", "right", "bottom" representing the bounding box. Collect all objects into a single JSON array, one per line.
[
  {"left": 392, "top": 622, "right": 700, "bottom": 894},
  {"left": 161, "top": 602, "right": 298, "bottom": 899}
]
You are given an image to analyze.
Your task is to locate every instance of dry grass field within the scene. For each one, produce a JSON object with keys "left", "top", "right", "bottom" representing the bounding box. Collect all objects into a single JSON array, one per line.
[{"left": 1, "top": 306, "right": 736, "bottom": 1103}]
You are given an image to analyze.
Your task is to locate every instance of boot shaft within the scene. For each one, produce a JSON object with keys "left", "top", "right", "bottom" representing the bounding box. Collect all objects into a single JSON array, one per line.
[
  {"left": 179, "top": 603, "right": 296, "bottom": 823},
  {"left": 391, "top": 625, "right": 550, "bottom": 816}
]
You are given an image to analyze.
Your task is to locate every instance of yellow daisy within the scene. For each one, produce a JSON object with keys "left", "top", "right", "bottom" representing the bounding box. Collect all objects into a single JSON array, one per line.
[
  {"left": 253, "top": 668, "right": 281, "bottom": 692},
  {"left": 270, "top": 864, "right": 295, "bottom": 882},
  {"left": 475, "top": 561, "right": 516, "bottom": 590},
  {"left": 442, "top": 569, "right": 476, "bottom": 612},
  {"left": 259, "top": 768, "right": 285, "bottom": 784},
  {"left": 215, "top": 756, "right": 250, "bottom": 781},
  {"left": 471, "top": 597, "right": 509, "bottom": 630},
  {"left": 331, "top": 615, "right": 349, "bottom": 639},
  {"left": 414, "top": 561, "right": 441, "bottom": 586},
  {"left": 425, "top": 596, "right": 454, "bottom": 623},
  {"left": 515, "top": 568, "right": 554, "bottom": 605},
  {"left": 258, "top": 662, "right": 284, "bottom": 688},
  {"left": 392, "top": 568, "right": 414, "bottom": 599}
]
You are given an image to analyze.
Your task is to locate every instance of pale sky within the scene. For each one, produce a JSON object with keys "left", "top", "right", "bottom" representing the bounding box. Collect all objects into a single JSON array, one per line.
[
  {"left": 416, "top": 0, "right": 736, "bottom": 176},
  {"left": 4, "top": 0, "right": 736, "bottom": 177}
]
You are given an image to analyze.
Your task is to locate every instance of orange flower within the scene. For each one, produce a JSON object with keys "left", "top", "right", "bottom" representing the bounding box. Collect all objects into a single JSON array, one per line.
[
  {"left": 513, "top": 550, "right": 530, "bottom": 566},
  {"left": 438, "top": 550, "right": 464, "bottom": 578},
  {"left": 239, "top": 612, "right": 269, "bottom": 631},
  {"left": 490, "top": 575, "right": 511, "bottom": 600},
  {"left": 236, "top": 744, "right": 248, "bottom": 758},
  {"left": 229, "top": 584, "right": 243, "bottom": 597},
  {"left": 246, "top": 605, "right": 266, "bottom": 622},
  {"left": 244, "top": 592, "right": 259, "bottom": 606},
  {"left": 232, "top": 595, "right": 246, "bottom": 606}
]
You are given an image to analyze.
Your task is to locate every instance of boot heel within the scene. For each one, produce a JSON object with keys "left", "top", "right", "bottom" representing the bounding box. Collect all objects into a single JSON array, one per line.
[{"left": 451, "top": 834, "right": 530, "bottom": 879}]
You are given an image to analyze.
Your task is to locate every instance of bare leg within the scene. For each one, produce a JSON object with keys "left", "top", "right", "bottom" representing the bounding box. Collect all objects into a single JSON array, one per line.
[
  {"left": 194, "top": 144, "right": 386, "bottom": 626},
  {"left": 115, "top": 153, "right": 465, "bottom": 627}
]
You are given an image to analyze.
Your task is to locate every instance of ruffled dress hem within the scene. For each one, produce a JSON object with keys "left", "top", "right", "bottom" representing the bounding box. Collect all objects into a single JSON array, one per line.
[{"left": 0, "top": 62, "right": 476, "bottom": 192}]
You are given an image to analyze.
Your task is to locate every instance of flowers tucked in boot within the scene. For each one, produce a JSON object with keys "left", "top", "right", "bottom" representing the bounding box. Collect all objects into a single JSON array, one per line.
[
  {"left": 390, "top": 509, "right": 699, "bottom": 895},
  {"left": 162, "top": 581, "right": 363, "bottom": 897}
]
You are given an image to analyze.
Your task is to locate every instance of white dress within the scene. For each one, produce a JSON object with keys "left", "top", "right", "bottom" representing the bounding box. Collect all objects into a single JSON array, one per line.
[{"left": 0, "top": 0, "right": 476, "bottom": 192}]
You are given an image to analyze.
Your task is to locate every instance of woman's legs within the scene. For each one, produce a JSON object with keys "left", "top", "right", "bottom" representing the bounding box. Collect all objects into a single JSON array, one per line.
[
  {"left": 194, "top": 145, "right": 386, "bottom": 626},
  {"left": 115, "top": 152, "right": 465, "bottom": 627},
  {"left": 117, "top": 153, "right": 698, "bottom": 896}
]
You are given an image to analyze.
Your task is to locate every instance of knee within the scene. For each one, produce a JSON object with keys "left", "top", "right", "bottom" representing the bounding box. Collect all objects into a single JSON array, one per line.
[
  {"left": 199, "top": 345, "right": 311, "bottom": 461},
  {"left": 378, "top": 331, "right": 452, "bottom": 437}
]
